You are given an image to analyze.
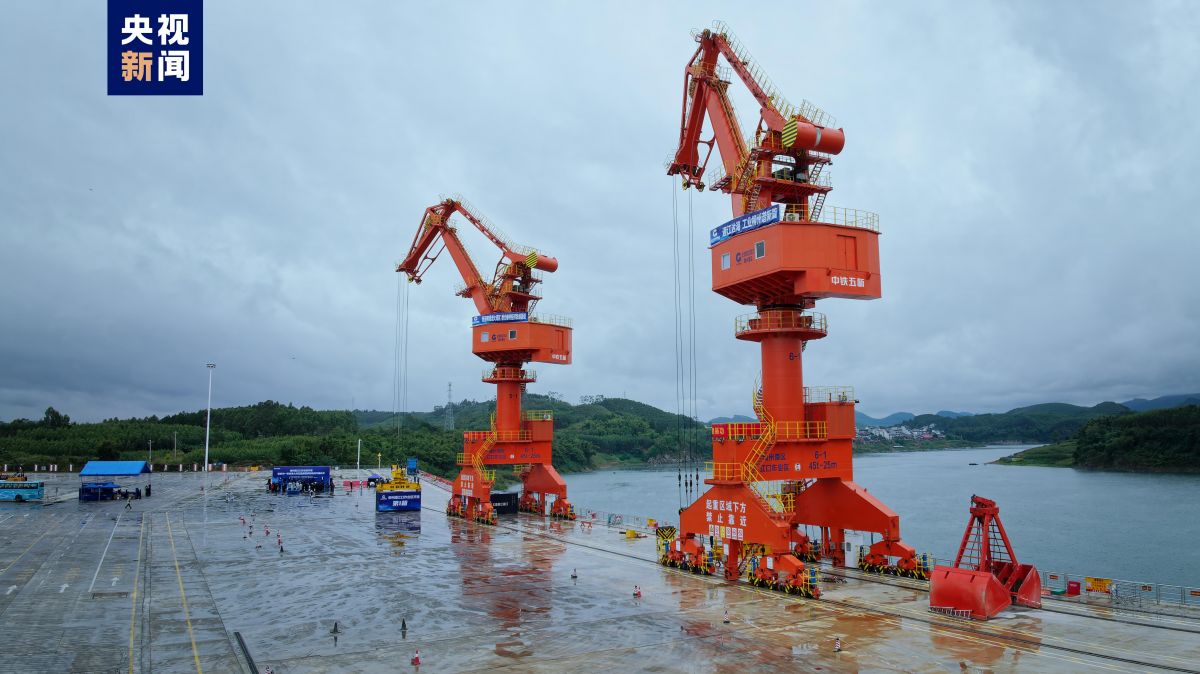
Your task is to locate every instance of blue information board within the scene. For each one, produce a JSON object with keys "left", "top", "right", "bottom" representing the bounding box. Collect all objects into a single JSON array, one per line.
[
  {"left": 472, "top": 312, "right": 528, "bottom": 326},
  {"left": 709, "top": 204, "right": 783, "bottom": 247}
]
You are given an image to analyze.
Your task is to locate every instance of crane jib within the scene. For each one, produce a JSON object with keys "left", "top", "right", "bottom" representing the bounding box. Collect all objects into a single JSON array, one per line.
[{"left": 709, "top": 204, "right": 783, "bottom": 247}]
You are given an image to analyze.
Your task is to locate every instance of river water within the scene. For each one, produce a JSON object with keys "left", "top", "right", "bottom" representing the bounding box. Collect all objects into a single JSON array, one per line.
[{"left": 560, "top": 446, "right": 1200, "bottom": 587}]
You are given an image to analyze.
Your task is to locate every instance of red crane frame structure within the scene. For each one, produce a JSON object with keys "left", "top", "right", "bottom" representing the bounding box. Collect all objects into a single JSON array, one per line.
[
  {"left": 397, "top": 196, "right": 575, "bottom": 524},
  {"left": 660, "top": 22, "right": 923, "bottom": 596}
]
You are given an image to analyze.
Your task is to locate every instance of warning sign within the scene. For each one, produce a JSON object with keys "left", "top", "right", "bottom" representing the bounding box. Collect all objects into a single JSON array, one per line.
[{"left": 1085, "top": 576, "right": 1113, "bottom": 594}]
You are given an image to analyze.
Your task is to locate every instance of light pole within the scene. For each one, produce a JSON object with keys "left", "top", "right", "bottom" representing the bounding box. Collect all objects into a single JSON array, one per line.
[{"left": 204, "top": 363, "right": 216, "bottom": 474}]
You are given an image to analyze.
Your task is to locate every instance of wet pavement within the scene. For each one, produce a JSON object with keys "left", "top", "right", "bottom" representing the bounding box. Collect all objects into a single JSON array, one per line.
[{"left": 0, "top": 471, "right": 1197, "bottom": 673}]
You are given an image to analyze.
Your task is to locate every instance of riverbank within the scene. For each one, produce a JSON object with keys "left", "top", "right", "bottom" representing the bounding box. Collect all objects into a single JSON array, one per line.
[{"left": 992, "top": 441, "right": 1076, "bottom": 467}]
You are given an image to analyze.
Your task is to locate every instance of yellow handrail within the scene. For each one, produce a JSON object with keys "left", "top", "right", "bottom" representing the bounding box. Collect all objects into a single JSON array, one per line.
[
  {"left": 716, "top": 420, "right": 827, "bottom": 440},
  {"left": 774, "top": 421, "right": 828, "bottom": 441},
  {"left": 463, "top": 430, "right": 532, "bottom": 442},
  {"left": 707, "top": 462, "right": 741, "bottom": 481},
  {"left": 521, "top": 410, "right": 554, "bottom": 421}
]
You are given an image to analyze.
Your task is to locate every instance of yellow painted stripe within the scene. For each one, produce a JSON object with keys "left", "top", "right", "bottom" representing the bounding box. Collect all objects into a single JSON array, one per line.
[
  {"left": 525, "top": 251, "right": 538, "bottom": 268},
  {"left": 166, "top": 513, "right": 204, "bottom": 674},
  {"left": 127, "top": 516, "right": 146, "bottom": 674},
  {"left": 0, "top": 527, "right": 52, "bottom": 576},
  {"left": 782, "top": 118, "right": 798, "bottom": 148}
]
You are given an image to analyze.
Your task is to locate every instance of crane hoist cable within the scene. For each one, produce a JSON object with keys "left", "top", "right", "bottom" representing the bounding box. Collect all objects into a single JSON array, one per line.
[
  {"left": 393, "top": 274, "right": 402, "bottom": 438},
  {"left": 671, "top": 178, "right": 685, "bottom": 510},
  {"left": 688, "top": 188, "right": 700, "bottom": 497},
  {"left": 401, "top": 278, "right": 410, "bottom": 433},
  {"left": 392, "top": 274, "right": 411, "bottom": 444}
]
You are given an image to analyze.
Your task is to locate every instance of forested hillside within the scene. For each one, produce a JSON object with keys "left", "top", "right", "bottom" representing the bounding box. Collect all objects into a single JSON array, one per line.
[
  {"left": 1072, "top": 405, "right": 1200, "bottom": 471},
  {"left": 995, "top": 405, "right": 1200, "bottom": 472},
  {"left": 0, "top": 396, "right": 706, "bottom": 479}
]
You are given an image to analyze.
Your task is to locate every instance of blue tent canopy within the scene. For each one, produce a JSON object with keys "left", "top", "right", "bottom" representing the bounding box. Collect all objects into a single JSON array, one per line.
[{"left": 80, "top": 461, "right": 151, "bottom": 476}]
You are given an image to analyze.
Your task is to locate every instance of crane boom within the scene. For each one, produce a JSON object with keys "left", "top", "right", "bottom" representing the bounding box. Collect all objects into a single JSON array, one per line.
[
  {"left": 667, "top": 22, "right": 846, "bottom": 216},
  {"left": 396, "top": 197, "right": 560, "bottom": 316}
]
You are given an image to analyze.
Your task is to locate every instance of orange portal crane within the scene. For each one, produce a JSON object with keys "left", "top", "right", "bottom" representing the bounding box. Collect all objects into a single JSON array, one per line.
[
  {"left": 660, "top": 22, "right": 924, "bottom": 596},
  {"left": 397, "top": 196, "right": 575, "bottom": 524}
]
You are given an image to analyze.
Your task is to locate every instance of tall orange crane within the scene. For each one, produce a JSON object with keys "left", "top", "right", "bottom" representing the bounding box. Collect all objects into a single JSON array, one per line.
[
  {"left": 660, "top": 22, "right": 924, "bottom": 595},
  {"left": 397, "top": 196, "right": 575, "bottom": 524}
]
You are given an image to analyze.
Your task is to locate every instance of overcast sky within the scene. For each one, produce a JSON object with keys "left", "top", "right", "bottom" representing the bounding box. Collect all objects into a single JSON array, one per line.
[{"left": 2, "top": 1, "right": 1198, "bottom": 423}]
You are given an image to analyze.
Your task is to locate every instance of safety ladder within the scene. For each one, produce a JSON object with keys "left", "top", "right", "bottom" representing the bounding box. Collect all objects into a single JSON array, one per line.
[{"left": 808, "top": 162, "right": 827, "bottom": 221}]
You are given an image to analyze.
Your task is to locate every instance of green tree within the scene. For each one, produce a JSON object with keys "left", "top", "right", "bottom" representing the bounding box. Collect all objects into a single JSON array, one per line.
[{"left": 42, "top": 407, "right": 70, "bottom": 428}]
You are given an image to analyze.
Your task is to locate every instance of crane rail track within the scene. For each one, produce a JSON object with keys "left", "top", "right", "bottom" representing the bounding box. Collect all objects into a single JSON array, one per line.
[{"left": 423, "top": 498, "right": 1200, "bottom": 673}]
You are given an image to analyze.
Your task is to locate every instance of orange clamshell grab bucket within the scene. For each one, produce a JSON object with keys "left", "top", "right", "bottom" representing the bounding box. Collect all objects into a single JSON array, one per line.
[
  {"left": 930, "top": 562, "right": 1042, "bottom": 620},
  {"left": 930, "top": 566, "right": 1014, "bottom": 620}
]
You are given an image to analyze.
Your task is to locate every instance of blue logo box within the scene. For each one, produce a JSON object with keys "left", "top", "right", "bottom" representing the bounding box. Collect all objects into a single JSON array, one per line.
[{"left": 107, "top": 0, "right": 203, "bottom": 95}]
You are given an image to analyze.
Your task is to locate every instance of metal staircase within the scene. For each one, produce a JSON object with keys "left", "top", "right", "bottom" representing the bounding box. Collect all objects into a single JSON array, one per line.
[
  {"left": 808, "top": 162, "right": 827, "bottom": 221},
  {"left": 745, "top": 385, "right": 791, "bottom": 517}
]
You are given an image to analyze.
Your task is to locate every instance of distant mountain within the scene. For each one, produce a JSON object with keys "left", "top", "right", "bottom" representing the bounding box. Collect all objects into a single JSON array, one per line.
[
  {"left": 903, "top": 401, "right": 1131, "bottom": 443},
  {"left": 855, "top": 411, "right": 915, "bottom": 427},
  {"left": 709, "top": 414, "right": 756, "bottom": 424},
  {"left": 936, "top": 410, "right": 974, "bottom": 418},
  {"left": 1006, "top": 401, "right": 1128, "bottom": 416},
  {"left": 1120, "top": 394, "right": 1200, "bottom": 413}
]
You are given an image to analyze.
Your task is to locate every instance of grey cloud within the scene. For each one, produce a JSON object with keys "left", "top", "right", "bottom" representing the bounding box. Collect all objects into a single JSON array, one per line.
[{"left": 1, "top": 1, "right": 1197, "bottom": 423}]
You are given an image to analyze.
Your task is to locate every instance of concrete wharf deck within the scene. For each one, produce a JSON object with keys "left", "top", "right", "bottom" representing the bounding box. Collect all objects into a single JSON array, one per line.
[{"left": 0, "top": 471, "right": 1197, "bottom": 673}]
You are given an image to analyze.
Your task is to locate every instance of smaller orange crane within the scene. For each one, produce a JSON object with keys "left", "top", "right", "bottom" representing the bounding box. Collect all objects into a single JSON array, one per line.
[{"left": 397, "top": 196, "right": 575, "bottom": 524}]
